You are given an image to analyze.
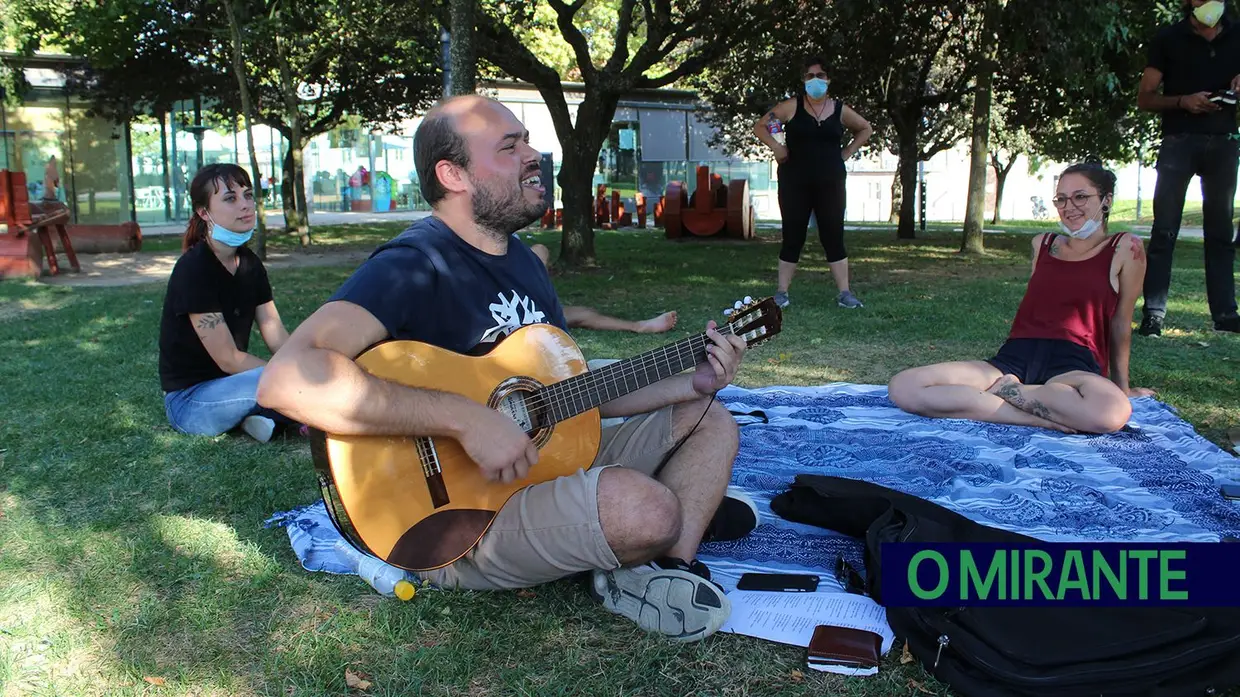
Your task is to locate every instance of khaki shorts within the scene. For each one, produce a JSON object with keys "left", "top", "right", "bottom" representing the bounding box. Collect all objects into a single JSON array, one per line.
[{"left": 419, "top": 406, "right": 675, "bottom": 590}]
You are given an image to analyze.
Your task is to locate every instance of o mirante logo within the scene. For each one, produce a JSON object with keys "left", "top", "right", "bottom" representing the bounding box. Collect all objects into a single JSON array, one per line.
[{"left": 881, "top": 543, "right": 1240, "bottom": 607}]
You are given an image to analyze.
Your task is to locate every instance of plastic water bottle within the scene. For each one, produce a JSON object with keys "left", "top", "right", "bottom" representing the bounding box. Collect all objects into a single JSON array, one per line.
[
  {"left": 334, "top": 539, "right": 417, "bottom": 600},
  {"left": 768, "top": 116, "right": 786, "bottom": 146}
]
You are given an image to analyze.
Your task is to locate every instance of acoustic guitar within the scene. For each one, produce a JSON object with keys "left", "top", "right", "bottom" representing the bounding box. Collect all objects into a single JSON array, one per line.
[{"left": 310, "top": 296, "right": 783, "bottom": 572}]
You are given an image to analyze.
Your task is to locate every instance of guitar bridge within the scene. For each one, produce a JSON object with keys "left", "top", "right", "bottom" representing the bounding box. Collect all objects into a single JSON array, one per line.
[{"left": 416, "top": 437, "right": 450, "bottom": 509}]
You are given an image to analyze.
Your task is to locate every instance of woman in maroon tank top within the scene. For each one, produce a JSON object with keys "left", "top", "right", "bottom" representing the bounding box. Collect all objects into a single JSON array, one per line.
[{"left": 887, "top": 163, "right": 1155, "bottom": 434}]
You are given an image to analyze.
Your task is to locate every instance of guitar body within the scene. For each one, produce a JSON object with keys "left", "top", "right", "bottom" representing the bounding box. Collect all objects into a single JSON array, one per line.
[
  {"left": 313, "top": 323, "right": 602, "bottom": 572},
  {"left": 311, "top": 295, "right": 782, "bottom": 574}
]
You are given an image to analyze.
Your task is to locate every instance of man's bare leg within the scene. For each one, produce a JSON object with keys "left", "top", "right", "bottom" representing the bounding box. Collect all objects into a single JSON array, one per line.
[
  {"left": 653, "top": 397, "right": 737, "bottom": 562},
  {"left": 888, "top": 361, "right": 1075, "bottom": 432}
]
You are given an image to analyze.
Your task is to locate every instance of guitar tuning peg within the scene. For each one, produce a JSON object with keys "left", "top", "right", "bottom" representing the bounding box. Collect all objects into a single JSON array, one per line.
[
  {"left": 723, "top": 308, "right": 734, "bottom": 317},
  {"left": 734, "top": 300, "right": 743, "bottom": 309},
  {"left": 743, "top": 296, "right": 753, "bottom": 304}
]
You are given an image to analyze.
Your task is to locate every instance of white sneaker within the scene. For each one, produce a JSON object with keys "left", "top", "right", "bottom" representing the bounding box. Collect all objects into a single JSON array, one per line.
[
  {"left": 591, "top": 563, "right": 731, "bottom": 642},
  {"left": 241, "top": 415, "right": 275, "bottom": 443}
]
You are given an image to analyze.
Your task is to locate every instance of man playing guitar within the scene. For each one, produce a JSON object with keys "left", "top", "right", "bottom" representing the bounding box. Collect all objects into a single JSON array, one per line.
[{"left": 256, "top": 95, "right": 751, "bottom": 642}]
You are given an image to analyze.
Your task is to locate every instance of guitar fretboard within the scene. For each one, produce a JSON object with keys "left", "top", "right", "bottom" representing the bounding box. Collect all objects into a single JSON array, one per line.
[{"left": 532, "top": 324, "right": 738, "bottom": 425}]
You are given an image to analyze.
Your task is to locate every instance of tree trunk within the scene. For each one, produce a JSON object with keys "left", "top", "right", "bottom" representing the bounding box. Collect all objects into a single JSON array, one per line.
[
  {"left": 961, "top": 78, "right": 993, "bottom": 254},
  {"left": 961, "top": 0, "right": 1003, "bottom": 255},
  {"left": 556, "top": 140, "right": 600, "bottom": 266},
  {"left": 896, "top": 137, "right": 920, "bottom": 239},
  {"left": 274, "top": 35, "right": 311, "bottom": 245},
  {"left": 281, "top": 148, "right": 298, "bottom": 230},
  {"left": 290, "top": 136, "right": 309, "bottom": 245},
  {"left": 220, "top": 0, "right": 268, "bottom": 259},
  {"left": 448, "top": 0, "right": 476, "bottom": 95},
  {"left": 991, "top": 157, "right": 1013, "bottom": 225},
  {"left": 889, "top": 176, "right": 902, "bottom": 224}
]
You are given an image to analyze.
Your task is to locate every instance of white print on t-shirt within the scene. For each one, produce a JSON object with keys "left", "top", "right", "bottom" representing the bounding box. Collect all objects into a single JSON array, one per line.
[{"left": 477, "top": 289, "right": 548, "bottom": 345}]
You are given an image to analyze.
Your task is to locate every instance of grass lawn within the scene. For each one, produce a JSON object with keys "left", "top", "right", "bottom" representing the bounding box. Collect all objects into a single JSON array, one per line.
[{"left": 1, "top": 224, "right": 1237, "bottom": 696}]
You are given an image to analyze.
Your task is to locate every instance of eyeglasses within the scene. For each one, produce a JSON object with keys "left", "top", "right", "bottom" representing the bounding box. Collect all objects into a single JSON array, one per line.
[
  {"left": 804, "top": 71, "right": 829, "bottom": 81},
  {"left": 1051, "top": 193, "right": 1099, "bottom": 209}
]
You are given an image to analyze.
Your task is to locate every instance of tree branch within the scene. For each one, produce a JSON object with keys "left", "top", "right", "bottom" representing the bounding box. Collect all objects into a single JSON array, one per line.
[
  {"left": 475, "top": 10, "right": 574, "bottom": 137},
  {"left": 546, "top": 0, "right": 596, "bottom": 83},
  {"left": 635, "top": 46, "right": 715, "bottom": 89},
  {"left": 602, "top": 0, "right": 640, "bottom": 74}
]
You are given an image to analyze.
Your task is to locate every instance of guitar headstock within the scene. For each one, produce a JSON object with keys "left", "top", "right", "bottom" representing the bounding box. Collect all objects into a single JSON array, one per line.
[{"left": 722, "top": 296, "right": 783, "bottom": 348}]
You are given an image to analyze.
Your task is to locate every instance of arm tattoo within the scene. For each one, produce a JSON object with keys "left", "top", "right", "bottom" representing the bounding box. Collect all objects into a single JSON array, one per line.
[
  {"left": 196, "top": 313, "right": 224, "bottom": 331},
  {"left": 1129, "top": 235, "right": 1146, "bottom": 263}
]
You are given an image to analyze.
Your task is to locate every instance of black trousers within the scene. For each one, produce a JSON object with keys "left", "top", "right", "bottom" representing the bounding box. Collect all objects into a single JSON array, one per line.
[
  {"left": 1144, "top": 132, "right": 1239, "bottom": 322},
  {"left": 777, "top": 165, "right": 847, "bottom": 264}
]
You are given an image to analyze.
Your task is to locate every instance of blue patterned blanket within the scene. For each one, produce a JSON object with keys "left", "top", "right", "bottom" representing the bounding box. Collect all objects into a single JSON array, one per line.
[
  {"left": 266, "top": 383, "right": 1240, "bottom": 593},
  {"left": 697, "top": 383, "right": 1240, "bottom": 591}
]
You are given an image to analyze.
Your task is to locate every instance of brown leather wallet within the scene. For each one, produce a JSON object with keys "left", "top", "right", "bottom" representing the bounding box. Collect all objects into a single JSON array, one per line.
[{"left": 806, "top": 624, "right": 882, "bottom": 669}]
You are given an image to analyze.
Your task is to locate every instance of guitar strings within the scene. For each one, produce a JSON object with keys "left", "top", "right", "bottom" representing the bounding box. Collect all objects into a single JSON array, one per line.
[
  {"left": 524, "top": 324, "right": 739, "bottom": 422},
  {"left": 522, "top": 325, "right": 737, "bottom": 425},
  {"left": 415, "top": 332, "right": 725, "bottom": 477}
]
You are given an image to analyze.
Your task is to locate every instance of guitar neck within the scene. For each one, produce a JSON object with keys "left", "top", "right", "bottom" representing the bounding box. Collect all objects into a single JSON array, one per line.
[{"left": 536, "top": 325, "right": 736, "bottom": 425}]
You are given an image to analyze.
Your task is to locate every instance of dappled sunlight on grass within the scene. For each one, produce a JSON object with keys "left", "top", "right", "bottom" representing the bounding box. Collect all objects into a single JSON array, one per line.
[{"left": 0, "top": 226, "right": 1234, "bottom": 695}]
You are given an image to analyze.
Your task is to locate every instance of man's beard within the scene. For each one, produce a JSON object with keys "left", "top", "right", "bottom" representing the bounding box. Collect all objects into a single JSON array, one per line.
[{"left": 472, "top": 176, "right": 546, "bottom": 240}]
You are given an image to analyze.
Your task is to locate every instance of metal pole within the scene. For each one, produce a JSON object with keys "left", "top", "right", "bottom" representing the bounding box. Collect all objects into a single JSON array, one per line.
[
  {"left": 441, "top": 28, "right": 452, "bottom": 98},
  {"left": 170, "top": 102, "right": 180, "bottom": 220},
  {"left": 64, "top": 90, "right": 77, "bottom": 220},
  {"left": 160, "top": 110, "right": 171, "bottom": 221},
  {"left": 1, "top": 85, "right": 9, "bottom": 170},
  {"left": 194, "top": 95, "right": 204, "bottom": 170},
  {"left": 1135, "top": 143, "right": 1144, "bottom": 222},
  {"left": 918, "top": 160, "right": 927, "bottom": 233},
  {"left": 124, "top": 118, "right": 137, "bottom": 223}
]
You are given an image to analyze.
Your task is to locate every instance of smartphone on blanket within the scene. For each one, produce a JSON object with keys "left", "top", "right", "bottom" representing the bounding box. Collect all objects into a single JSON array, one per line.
[
  {"left": 737, "top": 573, "right": 820, "bottom": 592},
  {"left": 1221, "top": 484, "right": 1240, "bottom": 501}
]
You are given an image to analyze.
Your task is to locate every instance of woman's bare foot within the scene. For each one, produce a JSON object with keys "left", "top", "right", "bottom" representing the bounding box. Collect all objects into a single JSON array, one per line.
[
  {"left": 986, "top": 374, "right": 1076, "bottom": 433},
  {"left": 636, "top": 311, "right": 677, "bottom": 334},
  {"left": 986, "top": 374, "right": 1022, "bottom": 399}
]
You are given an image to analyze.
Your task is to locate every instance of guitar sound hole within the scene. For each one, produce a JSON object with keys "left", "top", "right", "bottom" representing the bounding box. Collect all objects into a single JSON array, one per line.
[{"left": 496, "top": 389, "right": 542, "bottom": 435}]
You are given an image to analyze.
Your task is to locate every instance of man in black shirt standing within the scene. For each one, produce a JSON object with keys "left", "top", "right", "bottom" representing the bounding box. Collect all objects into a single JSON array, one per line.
[{"left": 1138, "top": 0, "right": 1240, "bottom": 335}]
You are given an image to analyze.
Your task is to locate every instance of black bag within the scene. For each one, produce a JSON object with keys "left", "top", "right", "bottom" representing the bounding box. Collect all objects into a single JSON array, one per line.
[{"left": 771, "top": 475, "right": 1240, "bottom": 697}]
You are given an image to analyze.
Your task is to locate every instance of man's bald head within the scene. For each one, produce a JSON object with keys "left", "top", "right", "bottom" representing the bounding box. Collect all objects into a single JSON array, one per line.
[{"left": 414, "top": 95, "right": 517, "bottom": 205}]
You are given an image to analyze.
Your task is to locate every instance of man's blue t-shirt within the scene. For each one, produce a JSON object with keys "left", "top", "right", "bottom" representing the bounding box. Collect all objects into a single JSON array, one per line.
[{"left": 329, "top": 217, "right": 567, "bottom": 354}]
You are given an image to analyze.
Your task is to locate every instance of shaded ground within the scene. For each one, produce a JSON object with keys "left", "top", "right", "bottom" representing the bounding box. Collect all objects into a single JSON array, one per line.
[{"left": 34, "top": 247, "right": 373, "bottom": 288}]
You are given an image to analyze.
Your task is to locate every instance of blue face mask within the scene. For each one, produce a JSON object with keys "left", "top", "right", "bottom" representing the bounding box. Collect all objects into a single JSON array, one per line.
[
  {"left": 805, "top": 78, "right": 829, "bottom": 100},
  {"left": 207, "top": 215, "right": 254, "bottom": 247}
]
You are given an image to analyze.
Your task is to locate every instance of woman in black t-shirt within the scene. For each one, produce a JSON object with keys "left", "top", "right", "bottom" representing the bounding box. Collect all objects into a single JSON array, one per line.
[
  {"left": 157, "top": 164, "right": 292, "bottom": 442},
  {"left": 752, "top": 55, "right": 873, "bottom": 310}
]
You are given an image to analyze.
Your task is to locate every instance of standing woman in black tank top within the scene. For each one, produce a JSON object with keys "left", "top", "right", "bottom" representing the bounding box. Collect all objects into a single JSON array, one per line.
[{"left": 753, "top": 56, "right": 873, "bottom": 309}]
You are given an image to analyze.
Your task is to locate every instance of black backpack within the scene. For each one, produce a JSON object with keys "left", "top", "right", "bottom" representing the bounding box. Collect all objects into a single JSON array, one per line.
[{"left": 770, "top": 475, "right": 1240, "bottom": 697}]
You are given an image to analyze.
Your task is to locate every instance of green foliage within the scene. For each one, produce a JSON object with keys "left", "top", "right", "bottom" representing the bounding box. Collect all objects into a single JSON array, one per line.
[
  {"left": 994, "top": 0, "right": 1169, "bottom": 165},
  {"left": 13, "top": 0, "right": 442, "bottom": 140},
  {"left": 473, "top": 0, "right": 767, "bottom": 265},
  {"left": 0, "top": 227, "right": 1237, "bottom": 696}
]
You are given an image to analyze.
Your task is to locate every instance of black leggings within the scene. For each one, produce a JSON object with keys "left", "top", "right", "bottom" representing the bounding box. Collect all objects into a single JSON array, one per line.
[{"left": 777, "top": 172, "right": 847, "bottom": 263}]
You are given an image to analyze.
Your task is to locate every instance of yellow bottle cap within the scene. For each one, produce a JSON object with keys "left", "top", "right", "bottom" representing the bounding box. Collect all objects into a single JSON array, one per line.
[{"left": 394, "top": 580, "right": 416, "bottom": 601}]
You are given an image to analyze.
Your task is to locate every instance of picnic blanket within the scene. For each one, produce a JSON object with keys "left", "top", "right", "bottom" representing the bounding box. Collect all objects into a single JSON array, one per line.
[{"left": 266, "top": 383, "right": 1240, "bottom": 593}]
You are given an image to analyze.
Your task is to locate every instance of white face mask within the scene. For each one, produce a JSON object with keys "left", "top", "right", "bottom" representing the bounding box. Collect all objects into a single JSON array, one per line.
[
  {"left": 1194, "top": 0, "right": 1226, "bottom": 27},
  {"left": 1058, "top": 200, "right": 1107, "bottom": 239}
]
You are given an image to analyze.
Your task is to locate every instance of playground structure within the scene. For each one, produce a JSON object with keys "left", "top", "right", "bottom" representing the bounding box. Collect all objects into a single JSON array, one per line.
[
  {"left": 539, "top": 164, "right": 754, "bottom": 240},
  {"left": 0, "top": 170, "right": 80, "bottom": 279},
  {"left": 662, "top": 165, "right": 754, "bottom": 240},
  {"left": 1, "top": 169, "right": 144, "bottom": 280}
]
